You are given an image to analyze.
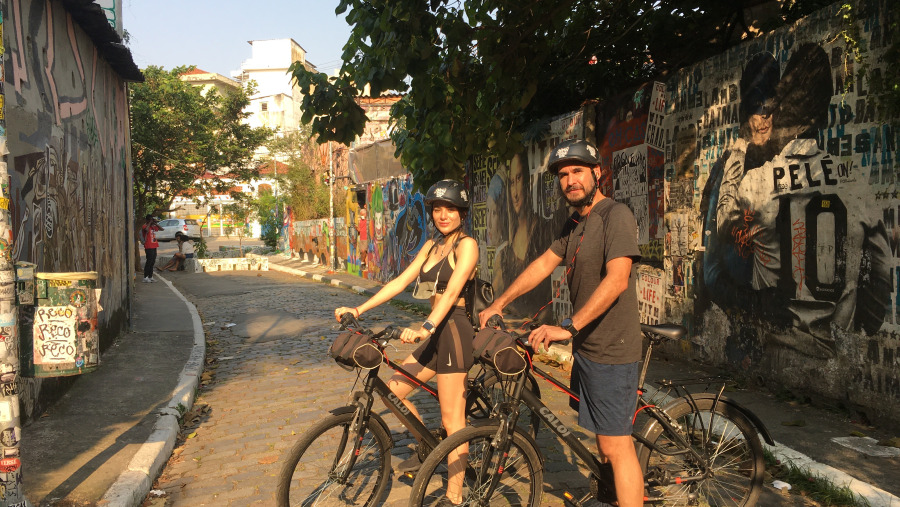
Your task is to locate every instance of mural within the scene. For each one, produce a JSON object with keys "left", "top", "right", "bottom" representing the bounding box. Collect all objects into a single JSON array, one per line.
[
  {"left": 666, "top": 2, "right": 899, "bottom": 418},
  {"left": 5, "top": 0, "right": 133, "bottom": 425},
  {"left": 467, "top": 113, "right": 579, "bottom": 322},
  {"left": 283, "top": 0, "right": 900, "bottom": 423},
  {"left": 291, "top": 175, "right": 430, "bottom": 283}
]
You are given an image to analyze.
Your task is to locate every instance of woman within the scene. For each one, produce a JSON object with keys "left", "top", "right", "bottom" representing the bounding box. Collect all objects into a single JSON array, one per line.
[
  {"left": 158, "top": 232, "right": 194, "bottom": 272},
  {"left": 335, "top": 179, "right": 477, "bottom": 506},
  {"left": 495, "top": 153, "right": 548, "bottom": 317}
]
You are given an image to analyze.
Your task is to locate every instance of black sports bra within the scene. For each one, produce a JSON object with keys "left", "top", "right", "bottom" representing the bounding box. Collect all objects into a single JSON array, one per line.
[
  {"left": 419, "top": 250, "right": 455, "bottom": 285},
  {"left": 418, "top": 236, "right": 473, "bottom": 295}
]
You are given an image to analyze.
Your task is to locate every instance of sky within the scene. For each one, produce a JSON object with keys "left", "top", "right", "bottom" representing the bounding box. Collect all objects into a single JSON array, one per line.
[{"left": 123, "top": 0, "right": 352, "bottom": 78}]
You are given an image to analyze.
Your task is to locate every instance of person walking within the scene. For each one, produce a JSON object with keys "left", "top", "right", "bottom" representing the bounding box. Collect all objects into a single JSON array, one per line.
[
  {"left": 140, "top": 214, "right": 162, "bottom": 283},
  {"left": 335, "top": 179, "right": 478, "bottom": 506},
  {"left": 480, "top": 139, "right": 645, "bottom": 507}
]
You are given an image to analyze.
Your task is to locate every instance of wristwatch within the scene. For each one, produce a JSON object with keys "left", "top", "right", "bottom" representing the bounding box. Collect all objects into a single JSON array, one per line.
[
  {"left": 560, "top": 318, "right": 578, "bottom": 337},
  {"left": 422, "top": 320, "right": 436, "bottom": 335}
]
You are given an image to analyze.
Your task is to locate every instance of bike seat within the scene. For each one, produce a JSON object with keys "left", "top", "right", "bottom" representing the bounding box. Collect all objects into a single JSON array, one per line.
[{"left": 640, "top": 323, "right": 686, "bottom": 341}]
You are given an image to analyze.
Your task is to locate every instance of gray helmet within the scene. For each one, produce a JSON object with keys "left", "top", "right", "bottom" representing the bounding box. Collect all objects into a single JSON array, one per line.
[
  {"left": 425, "top": 179, "right": 469, "bottom": 212},
  {"left": 547, "top": 139, "right": 600, "bottom": 174}
]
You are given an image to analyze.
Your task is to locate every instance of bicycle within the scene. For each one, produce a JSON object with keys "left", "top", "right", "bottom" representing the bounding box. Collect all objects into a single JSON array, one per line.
[
  {"left": 409, "top": 319, "right": 775, "bottom": 506},
  {"left": 275, "top": 313, "right": 541, "bottom": 506}
]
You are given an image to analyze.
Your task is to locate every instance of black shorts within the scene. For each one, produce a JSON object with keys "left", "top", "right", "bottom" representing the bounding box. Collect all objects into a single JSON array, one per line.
[{"left": 411, "top": 306, "right": 474, "bottom": 374}]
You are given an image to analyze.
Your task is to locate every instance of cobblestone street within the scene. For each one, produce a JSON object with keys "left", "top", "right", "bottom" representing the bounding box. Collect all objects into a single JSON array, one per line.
[
  {"left": 141, "top": 270, "right": 608, "bottom": 506},
  {"left": 143, "top": 269, "right": 820, "bottom": 506}
]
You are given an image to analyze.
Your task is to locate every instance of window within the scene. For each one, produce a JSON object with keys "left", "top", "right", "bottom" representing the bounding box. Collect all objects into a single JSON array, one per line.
[{"left": 261, "top": 102, "right": 268, "bottom": 112}]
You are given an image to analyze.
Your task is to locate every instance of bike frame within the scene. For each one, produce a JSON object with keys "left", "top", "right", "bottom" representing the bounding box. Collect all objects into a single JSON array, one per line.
[
  {"left": 333, "top": 326, "right": 498, "bottom": 482},
  {"left": 478, "top": 330, "right": 725, "bottom": 497}
]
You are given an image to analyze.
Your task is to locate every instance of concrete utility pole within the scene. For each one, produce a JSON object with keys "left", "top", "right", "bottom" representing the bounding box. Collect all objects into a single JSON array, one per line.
[
  {"left": 328, "top": 141, "right": 336, "bottom": 272},
  {"left": 0, "top": 6, "right": 29, "bottom": 505}
]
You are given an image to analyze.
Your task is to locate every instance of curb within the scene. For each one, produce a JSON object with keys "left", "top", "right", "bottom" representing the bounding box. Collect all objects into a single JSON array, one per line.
[
  {"left": 269, "top": 262, "right": 378, "bottom": 297},
  {"left": 766, "top": 442, "right": 900, "bottom": 507},
  {"left": 99, "top": 274, "right": 206, "bottom": 507}
]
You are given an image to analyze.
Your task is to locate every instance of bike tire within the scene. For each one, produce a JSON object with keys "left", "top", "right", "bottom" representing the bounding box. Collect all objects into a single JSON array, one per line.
[
  {"left": 636, "top": 397, "right": 764, "bottom": 506},
  {"left": 409, "top": 424, "right": 543, "bottom": 507},
  {"left": 466, "top": 371, "right": 541, "bottom": 439},
  {"left": 277, "top": 411, "right": 392, "bottom": 507}
]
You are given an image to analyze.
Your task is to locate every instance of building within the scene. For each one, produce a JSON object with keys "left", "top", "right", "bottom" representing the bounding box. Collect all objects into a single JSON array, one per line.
[
  {"left": 233, "top": 38, "right": 317, "bottom": 135},
  {"left": 179, "top": 67, "right": 242, "bottom": 99}
]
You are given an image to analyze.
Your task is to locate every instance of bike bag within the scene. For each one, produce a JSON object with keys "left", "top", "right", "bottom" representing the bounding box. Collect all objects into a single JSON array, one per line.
[
  {"left": 329, "top": 331, "right": 382, "bottom": 370},
  {"left": 472, "top": 327, "right": 526, "bottom": 375}
]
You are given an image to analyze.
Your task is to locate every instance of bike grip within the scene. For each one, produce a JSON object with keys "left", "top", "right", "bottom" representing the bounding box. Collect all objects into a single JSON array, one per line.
[
  {"left": 486, "top": 314, "right": 505, "bottom": 329},
  {"left": 339, "top": 312, "right": 357, "bottom": 329},
  {"left": 385, "top": 326, "right": 403, "bottom": 340}
]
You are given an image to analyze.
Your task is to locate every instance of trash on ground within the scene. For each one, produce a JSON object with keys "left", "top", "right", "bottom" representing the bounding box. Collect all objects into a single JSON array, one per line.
[{"left": 772, "top": 480, "right": 792, "bottom": 491}]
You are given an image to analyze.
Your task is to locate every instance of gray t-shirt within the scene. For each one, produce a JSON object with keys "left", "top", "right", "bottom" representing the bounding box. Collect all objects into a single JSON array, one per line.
[{"left": 549, "top": 198, "right": 642, "bottom": 364}]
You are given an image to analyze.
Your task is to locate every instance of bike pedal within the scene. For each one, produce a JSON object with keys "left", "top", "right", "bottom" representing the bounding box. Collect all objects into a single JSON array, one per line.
[
  {"left": 403, "top": 471, "right": 415, "bottom": 479},
  {"left": 562, "top": 491, "right": 585, "bottom": 507}
]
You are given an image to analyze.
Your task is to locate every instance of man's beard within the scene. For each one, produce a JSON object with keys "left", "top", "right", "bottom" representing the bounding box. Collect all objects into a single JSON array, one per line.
[{"left": 564, "top": 180, "right": 597, "bottom": 208}]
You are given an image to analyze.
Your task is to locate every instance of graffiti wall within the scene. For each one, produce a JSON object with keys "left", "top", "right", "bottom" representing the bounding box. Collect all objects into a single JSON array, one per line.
[
  {"left": 4, "top": 0, "right": 134, "bottom": 419},
  {"left": 358, "top": 176, "right": 429, "bottom": 282},
  {"left": 292, "top": 175, "right": 430, "bottom": 282},
  {"left": 468, "top": 112, "right": 580, "bottom": 321},
  {"left": 282, "top": 0, "right": 900, "bottom": 425},
  {"left": 665, "top": 1, "right": 899, "bottom": 422}
]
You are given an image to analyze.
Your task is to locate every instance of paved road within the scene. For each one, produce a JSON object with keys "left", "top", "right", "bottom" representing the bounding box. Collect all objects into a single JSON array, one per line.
[{"left": 144, "top": 270, "right": 817, "bottom": 506}]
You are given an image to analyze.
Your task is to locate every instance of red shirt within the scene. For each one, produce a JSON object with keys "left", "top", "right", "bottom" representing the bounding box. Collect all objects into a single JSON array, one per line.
[{"left": 141, "top": 223, "right": 162, "bottom": 249}]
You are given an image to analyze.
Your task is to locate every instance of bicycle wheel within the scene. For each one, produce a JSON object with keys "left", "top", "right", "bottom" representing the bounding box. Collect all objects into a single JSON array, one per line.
[
  {"left": 466, "top": 371, "right": 541, "bottom": 439},
  {"left": 409, "top": 424, "right": 543, "bottom": 506},
  {"left": 277, "top": 411, "right": 392, "bottom": 507},
  {"left": 636, "top": 398, "right": 764, "bottom": 506}
]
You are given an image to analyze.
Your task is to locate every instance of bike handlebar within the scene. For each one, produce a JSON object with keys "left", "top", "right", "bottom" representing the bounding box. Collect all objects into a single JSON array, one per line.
[
  {"left": 339, "top": 312, "right": 406, "bottom": 346},
  {"left": 484, "top": 315, "right": 572, "bottom": 349}
]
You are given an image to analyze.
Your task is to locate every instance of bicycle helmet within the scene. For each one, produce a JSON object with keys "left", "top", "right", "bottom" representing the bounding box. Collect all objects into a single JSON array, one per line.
[
  {"left": 424, "top": 179, "right": 469, "bottom": 212},
  {"left": 547, "top": 139, "right": 600, "bottom": 175}
]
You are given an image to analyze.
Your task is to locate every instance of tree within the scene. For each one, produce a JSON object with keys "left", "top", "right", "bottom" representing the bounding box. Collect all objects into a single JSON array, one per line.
[
  {"left": 291, "top": 0, "right": 900, "bottom": 190},
  {"left": 253, "top": 189, "right": 281, "bottom": 248},
  {"left": 266, "top": 129, "right": 331, "bottom": 221},
  {"left": 130, "top": 66, "right": 271, "bottom": 220}
]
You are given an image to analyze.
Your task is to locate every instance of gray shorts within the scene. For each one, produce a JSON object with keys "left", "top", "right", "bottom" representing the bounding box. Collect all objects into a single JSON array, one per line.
[{"left": 569, "top": 352, "right": 639, "bottom": 436}]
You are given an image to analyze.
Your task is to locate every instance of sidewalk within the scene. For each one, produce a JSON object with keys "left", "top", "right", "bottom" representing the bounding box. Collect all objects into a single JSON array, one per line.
[
  {"left": 22, "top": 254, "right": 900, "bottom": 506},
  {"left": 22, "top": 275, "right": 205, "bottom": 507}
]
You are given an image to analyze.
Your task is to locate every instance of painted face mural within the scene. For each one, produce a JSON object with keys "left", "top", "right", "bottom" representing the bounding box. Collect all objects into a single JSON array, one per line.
[
  {"left": 695, "top": 43, "right": 891, "bottom": 362},
  {"left": 485, "top": 172, "right": 507, "bottom": 247}
]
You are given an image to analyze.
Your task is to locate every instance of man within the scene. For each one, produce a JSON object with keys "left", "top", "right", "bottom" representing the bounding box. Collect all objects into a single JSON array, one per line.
[
  {"left": 720, "top": 43, "right": 890, "bottom": 357},
  {"left": 480, "top": 138, "right": 643, "bottom": 506},
  {"left": 141, "top": 214, "right": 162, "bottom": 283}
]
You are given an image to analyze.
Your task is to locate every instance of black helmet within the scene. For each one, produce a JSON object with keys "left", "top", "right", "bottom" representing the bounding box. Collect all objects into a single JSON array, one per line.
[
  {"left": 425, "top": 179, "right": 469, "bottom": 212},
  {"left": 547, "top": 139, "right": 600, "bottom": 175}
]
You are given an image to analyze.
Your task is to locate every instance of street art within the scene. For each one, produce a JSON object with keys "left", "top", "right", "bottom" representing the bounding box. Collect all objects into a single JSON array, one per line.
[
  {"left": 466, "top": 113, "right": 577, "bottom": 322},
  {"left": 291, "top": 175, "right": 427, "bottom": 280},
  {"left": 666, "top": 2, "right": 899, "bottom": 419},
  {"left": 5, "top": 0, "right": 132, "bottom": 427}
]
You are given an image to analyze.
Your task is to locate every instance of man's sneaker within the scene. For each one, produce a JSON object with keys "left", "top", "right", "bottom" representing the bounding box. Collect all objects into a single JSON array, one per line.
[
  {"left": 148, "top": 277, "right": 157, "bottom": 283},
  {"left": 435, "top": 497, "right": 461, "bottom": 507},
  {"left": 395, "top": 453, "right": 422, "bottom": 473},
  {"left": 142, "top": 277, "right": 150, "bottom": 283}
]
